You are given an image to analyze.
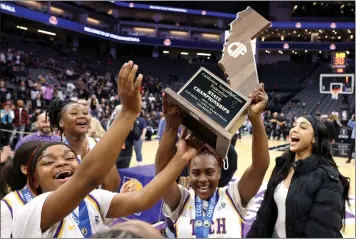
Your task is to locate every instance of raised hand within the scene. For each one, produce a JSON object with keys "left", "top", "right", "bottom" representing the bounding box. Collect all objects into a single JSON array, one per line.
[
  {"left": 117, "top": 61, "right": 143, "bottom": 116},
  {"left": 248, "top": 83, "right": 268, "bottom": 119},
  {"left": 174, "top": 138, "right": 198, "bottom": 163},
  {"left": 162, "top": 93, "right": 182, "bottom": 130}
]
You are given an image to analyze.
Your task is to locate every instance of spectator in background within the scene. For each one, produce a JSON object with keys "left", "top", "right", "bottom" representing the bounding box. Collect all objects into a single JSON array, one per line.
[
  {"left": 157, "top": 114, "right": 166, "bottom": 141},
  {"left": 108, "top": 105, "right": 141, "bottom": 169},
  {"left": 77, "top": 99, "right": 105, "bottom": 139},
  {"left": 89, "top": 94, "right": 99, "bottom": 118},
  {"left": 277, "top": 112, "right": 287, "bottom": 140},
  {"left": 133, "top": 112, "right": 147, "bottom": 166},
  {"left": 16, "top": 81, "right": 28, "bottom": 101},
  {"left": 346, "top": 114, "right": 355, "bottom": 164},
  {"left": 9, "top": 100, "right": 29, "bottom": 147},
  {"left": 15, "top": 51, "right": 20, "bottom": 65},
  {"left": 7, "top": 49, "right": 13, "bottom": 62},
  {"left": 14, "top": 112, "right": 60, "bottom": 151},
  {"left": 0, "top": 51, "right": 6, "bottom": 64},
  {"left": 0, "top": 80, "right": 11, "bottom": 104},
  {"left": 31, "top": 93, "right": 42, "bottom": 110},
  {"left": 43, "top": 84, "right": 54, "bottom": 106},
  {"left": 30, "top": 83, "right": 41, "bottom": 100},
  {"left": 0, "top": 101, "right": 14, "bottom": 146},
  {"left": 324, "top": 115, "right": 336, "bottom": 143},
  {"left": 269, "top": 112, "right": 278, "bottom": 139}
]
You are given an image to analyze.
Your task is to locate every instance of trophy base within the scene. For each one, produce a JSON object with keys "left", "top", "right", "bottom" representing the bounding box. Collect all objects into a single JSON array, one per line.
[{"left": 164, "top": 88, "right": 232, "bottom": 158}]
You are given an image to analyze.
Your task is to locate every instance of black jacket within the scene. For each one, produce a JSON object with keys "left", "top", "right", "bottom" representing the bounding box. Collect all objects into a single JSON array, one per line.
[
  {"left": 118, "top": 120, "right": 141, "bottom": 158},
  {"left": 246, "top": 155, "right": 344, "bottom": 238}
]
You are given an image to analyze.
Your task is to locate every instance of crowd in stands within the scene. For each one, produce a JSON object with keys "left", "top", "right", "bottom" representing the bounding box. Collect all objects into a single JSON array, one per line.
[
  {"left": 0, "top": 46, "right": 163, "bottom": 149},
  {"left": 0, "top": 37, "right": 354, "bottom": 163}
]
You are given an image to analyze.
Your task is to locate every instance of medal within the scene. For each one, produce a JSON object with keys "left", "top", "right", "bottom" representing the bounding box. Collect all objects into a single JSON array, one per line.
[
  {"left": 194, "top": 190, "right": 219, "bottom": 238},
  {"left": 195, "top": 220, "right": 203, "bottom": 227}
]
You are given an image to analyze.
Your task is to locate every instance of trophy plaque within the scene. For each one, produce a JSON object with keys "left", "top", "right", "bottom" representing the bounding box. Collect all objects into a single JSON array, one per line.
[{"left": 164, "top": 7, "right": 271, "bottom": 158}]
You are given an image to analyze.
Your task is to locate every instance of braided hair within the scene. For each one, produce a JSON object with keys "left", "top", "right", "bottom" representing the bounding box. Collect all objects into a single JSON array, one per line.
[{"left": 46, "top": 100, "right": 77, "bottom": 140}]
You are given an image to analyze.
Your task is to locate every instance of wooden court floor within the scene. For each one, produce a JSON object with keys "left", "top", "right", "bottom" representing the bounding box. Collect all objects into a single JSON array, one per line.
[{"left": 130, "top": 135, "right": 356, "bottom": 238}]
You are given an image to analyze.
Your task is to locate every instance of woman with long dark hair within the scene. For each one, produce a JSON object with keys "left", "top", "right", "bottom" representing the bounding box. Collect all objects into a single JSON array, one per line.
[
  {"left": 11, "top": 61, "right": 199, "bottom": 238},
  {"left": 1, "top": 140, "right": 43, "bottom": 238},
  {"left": 47, "top": 97, "right": 120, "bottom": 192},
  {"left": 246, "top": 115, "right": 350, "bottom": 238}
]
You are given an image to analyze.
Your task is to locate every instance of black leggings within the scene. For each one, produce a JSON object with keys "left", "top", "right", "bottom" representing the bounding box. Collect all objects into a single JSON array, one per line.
[{"left": 348, "top": 138, "right": 355, "bottom": 160}]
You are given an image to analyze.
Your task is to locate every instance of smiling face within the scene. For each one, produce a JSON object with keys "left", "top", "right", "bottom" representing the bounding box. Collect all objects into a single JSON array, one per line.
[
  {"left": 289, "top": 117, "right": 315, "bottom": 155},
  {"left": 60, "top": 103, "right": 91, "bottom": 135},
  {"left": 189, "top": 154, "right": 221, "bottom": 200},
  {"left": 34, "top": 144, "right": 79, "bottom": 193}
]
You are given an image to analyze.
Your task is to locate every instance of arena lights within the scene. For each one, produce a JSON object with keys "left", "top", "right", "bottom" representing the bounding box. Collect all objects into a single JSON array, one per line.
[
  {"left": 346, "top": 50, "right": 350, "bottom": 54},
  {"left": 348, "top": 29, "right": 351, "bottom": 33},
  {"left": 351, "top": 35, "right": 354, "bottom": 39},
  {"left": 319, "top": 51, "right": 322, "bottom": 53},
  {"left": 196, "top": 53, "right": 211, "bottom": 56},
  {"left": 163, "top": 50, "right": 169, "bottom": 54},
  {"left": 16, "top": 25, "right": 27, "bottom": 30},
  {"left": 180, "top": 52, "right": 189, "bottom": 55},
  {"left": 37, "top": 29, "right": 56, "bottom": 36}
]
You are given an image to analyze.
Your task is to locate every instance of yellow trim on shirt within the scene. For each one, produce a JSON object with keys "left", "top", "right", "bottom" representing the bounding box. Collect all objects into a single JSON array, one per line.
[
  {"left": 14, "top": 191, "right": 25, "bottom": 205},
  {"left": 57, "top": 220, "right": 65, "bottom": 238}
]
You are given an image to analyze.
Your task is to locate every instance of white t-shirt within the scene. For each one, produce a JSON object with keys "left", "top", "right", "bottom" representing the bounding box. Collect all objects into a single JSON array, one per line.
[
  {"left": 12, "top": 189, "right": 116, "bottom": 238},
  {"left": 63, "top": 137, "right": 98, "bottom": 161},
  {"left": 1, "top": 190, "right": 31, "bottom": 238},
  {"left": 163, "top": 181, "right": 251, "bottom": 238},
  {"left": 274, "top": 181, "right": 288, "bottom": 238}
]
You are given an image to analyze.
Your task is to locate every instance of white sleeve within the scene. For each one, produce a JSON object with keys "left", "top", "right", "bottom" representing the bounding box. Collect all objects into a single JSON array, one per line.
[
  {"left": 1, "top": 200, "right": 12, "bottom": 238},
  {"left": 12, "top": 192, "right": 52, "bottom": 238},
  {"left": 226, "top": 181, "right": 252, "bottom": 218},
  {"left": 89, "top": 189, "right": 116, "bottom": 218},
  {"left": 162, "top": 185, "right": 190, "bottom": 222}
]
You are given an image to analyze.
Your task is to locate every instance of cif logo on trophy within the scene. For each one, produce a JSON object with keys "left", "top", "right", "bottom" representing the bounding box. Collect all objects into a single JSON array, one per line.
[
  {"left": 227, "top": 42, "right": 247, "bottom": 58},
  {"left": 164, "top": 7, "right": 270, "bottom": 158}
]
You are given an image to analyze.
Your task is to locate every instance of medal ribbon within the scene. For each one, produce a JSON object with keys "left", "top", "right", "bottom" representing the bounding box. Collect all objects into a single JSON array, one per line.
[
  {"left": 71, "top": 201, "right": 92, "bottom": 238},
  {"left": 194, "top": 190, "right": 218, "bottom": 238},
  {"left": 18, "top": 185, "right": 34, "bottom": 204}
]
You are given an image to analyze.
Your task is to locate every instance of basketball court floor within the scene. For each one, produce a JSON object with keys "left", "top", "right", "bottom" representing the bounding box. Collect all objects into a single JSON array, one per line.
[{"left": 129, "top": 135, "right": 355, "bottom": 238}]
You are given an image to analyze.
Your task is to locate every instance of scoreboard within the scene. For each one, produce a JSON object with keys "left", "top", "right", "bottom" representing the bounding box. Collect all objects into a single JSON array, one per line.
[{"left": 331, "top": 52, "right": 347, "bottom": 73}]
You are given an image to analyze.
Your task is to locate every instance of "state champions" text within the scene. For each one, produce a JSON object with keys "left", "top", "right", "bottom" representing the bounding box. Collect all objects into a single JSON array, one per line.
[{"left": 193, "top": 86, "right": 230, "bottom": 114}]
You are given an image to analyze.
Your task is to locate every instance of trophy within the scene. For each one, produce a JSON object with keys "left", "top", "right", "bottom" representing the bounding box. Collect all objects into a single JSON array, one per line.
[{"left": 164, "top": 7, "right": 271, "bottom": 158}]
